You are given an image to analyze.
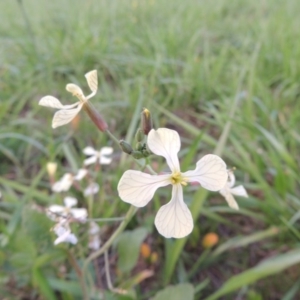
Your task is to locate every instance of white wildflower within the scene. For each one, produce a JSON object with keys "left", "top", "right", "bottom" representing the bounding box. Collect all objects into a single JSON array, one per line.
[
  {"left": 52, "top": 169, "right": 87, "bottom": 193},
  {"left": 48, "top": 196, "right": 88, "bottom": 222},
  {"left": 39, "top": 70, "right": 98, "bottom": 128},
  {"left": 117, "top": 128, "right": 228, "bottom": 239},
  {"left": 219, "top": 170, "right": 248, "bottom": 210},
  {"left": 83, "top": 146, "right": 113, "bottom": 166},
  {"left": 88, "top": 222, "right": 101, "bottom": 250}
]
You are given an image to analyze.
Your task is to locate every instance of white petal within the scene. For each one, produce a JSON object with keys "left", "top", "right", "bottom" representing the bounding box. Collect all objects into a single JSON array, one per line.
[
  {"left": 183, "top": 154, "right": 227, "bottom": 191},
  {"left": 89, "top": 222, "right": 100, "bottom": 235},
  {"left": 117, "top": 170, "right": 171, "bottom": 207},
  {"left": 39, "top": 96, "right": 64, "bottom": 109},
  {"left": 64, "top": 197, "right": 78, "bottom": 208},
  {"left": 53, "top": 224, "right": 78, "bottom": 245},
  {"left": 52, "top": 174, "right": 73, "bottom": 192},
  {"left": 74, "top": 169, "right": 88, "bottom": 181},
  {"left": 47, "top": 205, "right": 65, "bottom": 220},
  {"left": 230, "top": 185, "right": 248, "bottom": 198},
  {"left": 71, "top": 208, "right": 88, "bottom": 221},
  {"left": 89, "top": 237, "right": 101, "bottom": 250},
  {"left": 83, "top": 146, "right": 97, "bottom": 156},
  {"left": 228, "top": 171, "right": 236, "bottom": 188},
  {"left": 147, "top": 128, "right": 181, "bottom": 172},
  {"left": 154, "top": 185, "right": 193, "bottom": 238},
  {"left": 224, "top": 193, "right": 239, "bottom": 210},
  {"left": 52, "top": 103, "right": 83, "bottom": 128},
  {"left": 99, "top": 156, "right": 112, "bottom": 165},
  {"left": 100, "top": 147, "right": 113, "bottom": 156},
  {"left": 84, "top": 183, "right": 100, "bottom": 196},
  {"left": 83, "top": 156, "right": 97, "bottom": 166},
  {"left": 66, "top": 84, "right": 85, "bottom": 99},
  {"left": 85, "top": 70, "right": 98, "bottom": 96}
]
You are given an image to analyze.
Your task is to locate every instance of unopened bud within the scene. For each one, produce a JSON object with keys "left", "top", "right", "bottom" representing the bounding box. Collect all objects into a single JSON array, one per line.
[
  {"left": 83, "top": 102, "right": 108, "bottom": 132},
  {"left": 136, "top": 142, "right": 143, "bottom": 151},
  {"left": 135, "top": 129, "right": 144, "bottom": 142},
  {"left": 132, "top": 151, "right": 144, "bottom": 159},
  {"left": 46, "top": 162, "right": 57, "bottom": 177},
  {"left": 119, "top": 140, "right": 133, "bottom": 154},
  {"left": 141, "top": 108, "right": 152, "bottom": 135}
]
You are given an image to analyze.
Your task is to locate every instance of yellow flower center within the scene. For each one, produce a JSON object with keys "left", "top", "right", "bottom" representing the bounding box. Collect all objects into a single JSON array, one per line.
[{"left": 170, "top": 172, "right": 188, "bottom": 186}]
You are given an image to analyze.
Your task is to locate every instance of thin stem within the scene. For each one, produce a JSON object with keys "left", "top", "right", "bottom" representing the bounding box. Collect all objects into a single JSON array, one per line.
[
  {"left": 87, "top": 217, "right": 125, "bottom": 222},
  {"left": 83, "top": 205, "right": 137, "bottom": 281},
  {"left": 67, "top": 250, "right": 89, "bottom": 299},
  {"left": 145, "top": 164, "right": 157, "bottom": 175},
  {"left": 104, "top": 250, "right": 114, "bottom": 290},
  {"left": 105, "top": 129, "right": 121, "bottom": 148}
]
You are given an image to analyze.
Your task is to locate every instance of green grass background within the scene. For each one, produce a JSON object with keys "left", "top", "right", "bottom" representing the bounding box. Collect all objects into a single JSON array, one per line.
[{"left": 0, "top": 0, "right": 300, "bottom": 299}]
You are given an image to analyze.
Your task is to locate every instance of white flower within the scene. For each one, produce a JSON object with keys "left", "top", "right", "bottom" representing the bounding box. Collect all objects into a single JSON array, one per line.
[
  {"left": 48, "top": 197, "right": 88, "bottom": 222},
  {"left": 83, "top": 146, "right": 113, "bottom": 166},
  {"left": 117, "top": 128, "right": 228, "bottom": 239},
  {"left": 52, "top": 169, "right": 87, "bottom": 193},
  {"left": 88, "top": 222, "right": 101, "bottom": 250},
  {"left": 84, "top": 182, "right": 100, "bottom": 197},
  {"left": 219, "top": 171, "right": 248, "bottom": 210},
  {"left": 39, "top": 70, "right": 98, "bottom": 128},
  {"left": 53, "top": 222, "right": 78, "bottom": 245}
]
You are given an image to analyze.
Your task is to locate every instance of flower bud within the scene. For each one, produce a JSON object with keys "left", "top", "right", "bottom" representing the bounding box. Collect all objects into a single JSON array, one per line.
[
  {"left": 83, "top": 102, "right": 108, "bottom": 132},
  {"left": 135, "top": 129, "right": 144, "bottom": 142},
  {"left": 132, "top": 151, "right": 144, "bottom": 159},
  {"left": 119, "top": 140, "right": 133, "bottom": 154},
  {"left": 141, "top": 108, "right": 152, "bottom": 135},
  {"left": 136, "top": 142, "right": 143, "bottom": 151},
  {"left": 46, "top": 162, "right": 57, "bottom": 177}
]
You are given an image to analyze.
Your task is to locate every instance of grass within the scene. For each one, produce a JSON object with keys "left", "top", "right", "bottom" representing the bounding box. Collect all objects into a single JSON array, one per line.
[{"left": 0, "top": 0, "right": 300, "bottom": 299}]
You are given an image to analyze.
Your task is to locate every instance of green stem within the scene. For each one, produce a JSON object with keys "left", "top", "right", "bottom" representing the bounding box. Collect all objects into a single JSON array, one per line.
[
  {"left": 82, "top": 205, "right": 137, "bottom": 288},
  {"left": 86, "top": 217, "right": 125, "bottom": 222},
  {"left": 67, "top": 250, "right": 88, "bottom": 299},
  {"left": 105, "top": 129, "right": 121, "bottom": 148}
]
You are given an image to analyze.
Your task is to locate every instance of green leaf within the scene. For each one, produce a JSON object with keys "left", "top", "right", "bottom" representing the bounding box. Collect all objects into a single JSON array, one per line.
[
  {"left": 32, "top": 268, "right": 57, "bottom": 300},
  {"left": 204, "top": 248, "right": 300, "bottom": 300},
  {"left": 116, "top": 227, "right": 148, "bottom": 273},
  {"left": 152, "top": 283, "right": 194, "bottom": 300}
]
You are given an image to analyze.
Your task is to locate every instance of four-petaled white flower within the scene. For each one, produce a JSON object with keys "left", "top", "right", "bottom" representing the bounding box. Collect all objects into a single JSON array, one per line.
[
  {"left": 39, "top": 70, "right": 98, "bottom": 128},
  {"left": 53, "top": 222, "right": 78, "bottom": 245},
  {"left": 117, "top": 128, "right": 228, "bottom": 239},
  {"left": 47, "top": 196, "right": 88, "bottom": 222},
  {"left": 219, "top": 170, "right": 248, "bottom": 210},
  {"left": 52, "top": 169, "right": 87, "bottom": 193},
  {"left": 83, "top": 146, "right": 113, "bottom": 166}
]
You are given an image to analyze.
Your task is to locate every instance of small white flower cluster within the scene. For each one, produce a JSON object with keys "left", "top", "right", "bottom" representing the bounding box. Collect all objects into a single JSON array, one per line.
[
  {"left": 39, "top": 70, "right": 249, "bottom": 241},
  {"left": 47, "top": 146, "right": 112, "bottom": 246},
  {"left": 47, "top": 197, "right": 87, "bottom": 245}
]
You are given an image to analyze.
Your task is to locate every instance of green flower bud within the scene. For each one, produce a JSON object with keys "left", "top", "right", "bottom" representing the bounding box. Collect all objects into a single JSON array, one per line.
[
  {"left": 119, "top": 140, "right": 133, "bottom": 154},
  {"left": 132, "top": 151, "right": 144, "bottom": 159},
  {"left": 136, "top": 142, "right": 143, "bottom": 151},
  {"left": 135, "top": 128, "right": 144, "bottom": 142}
]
